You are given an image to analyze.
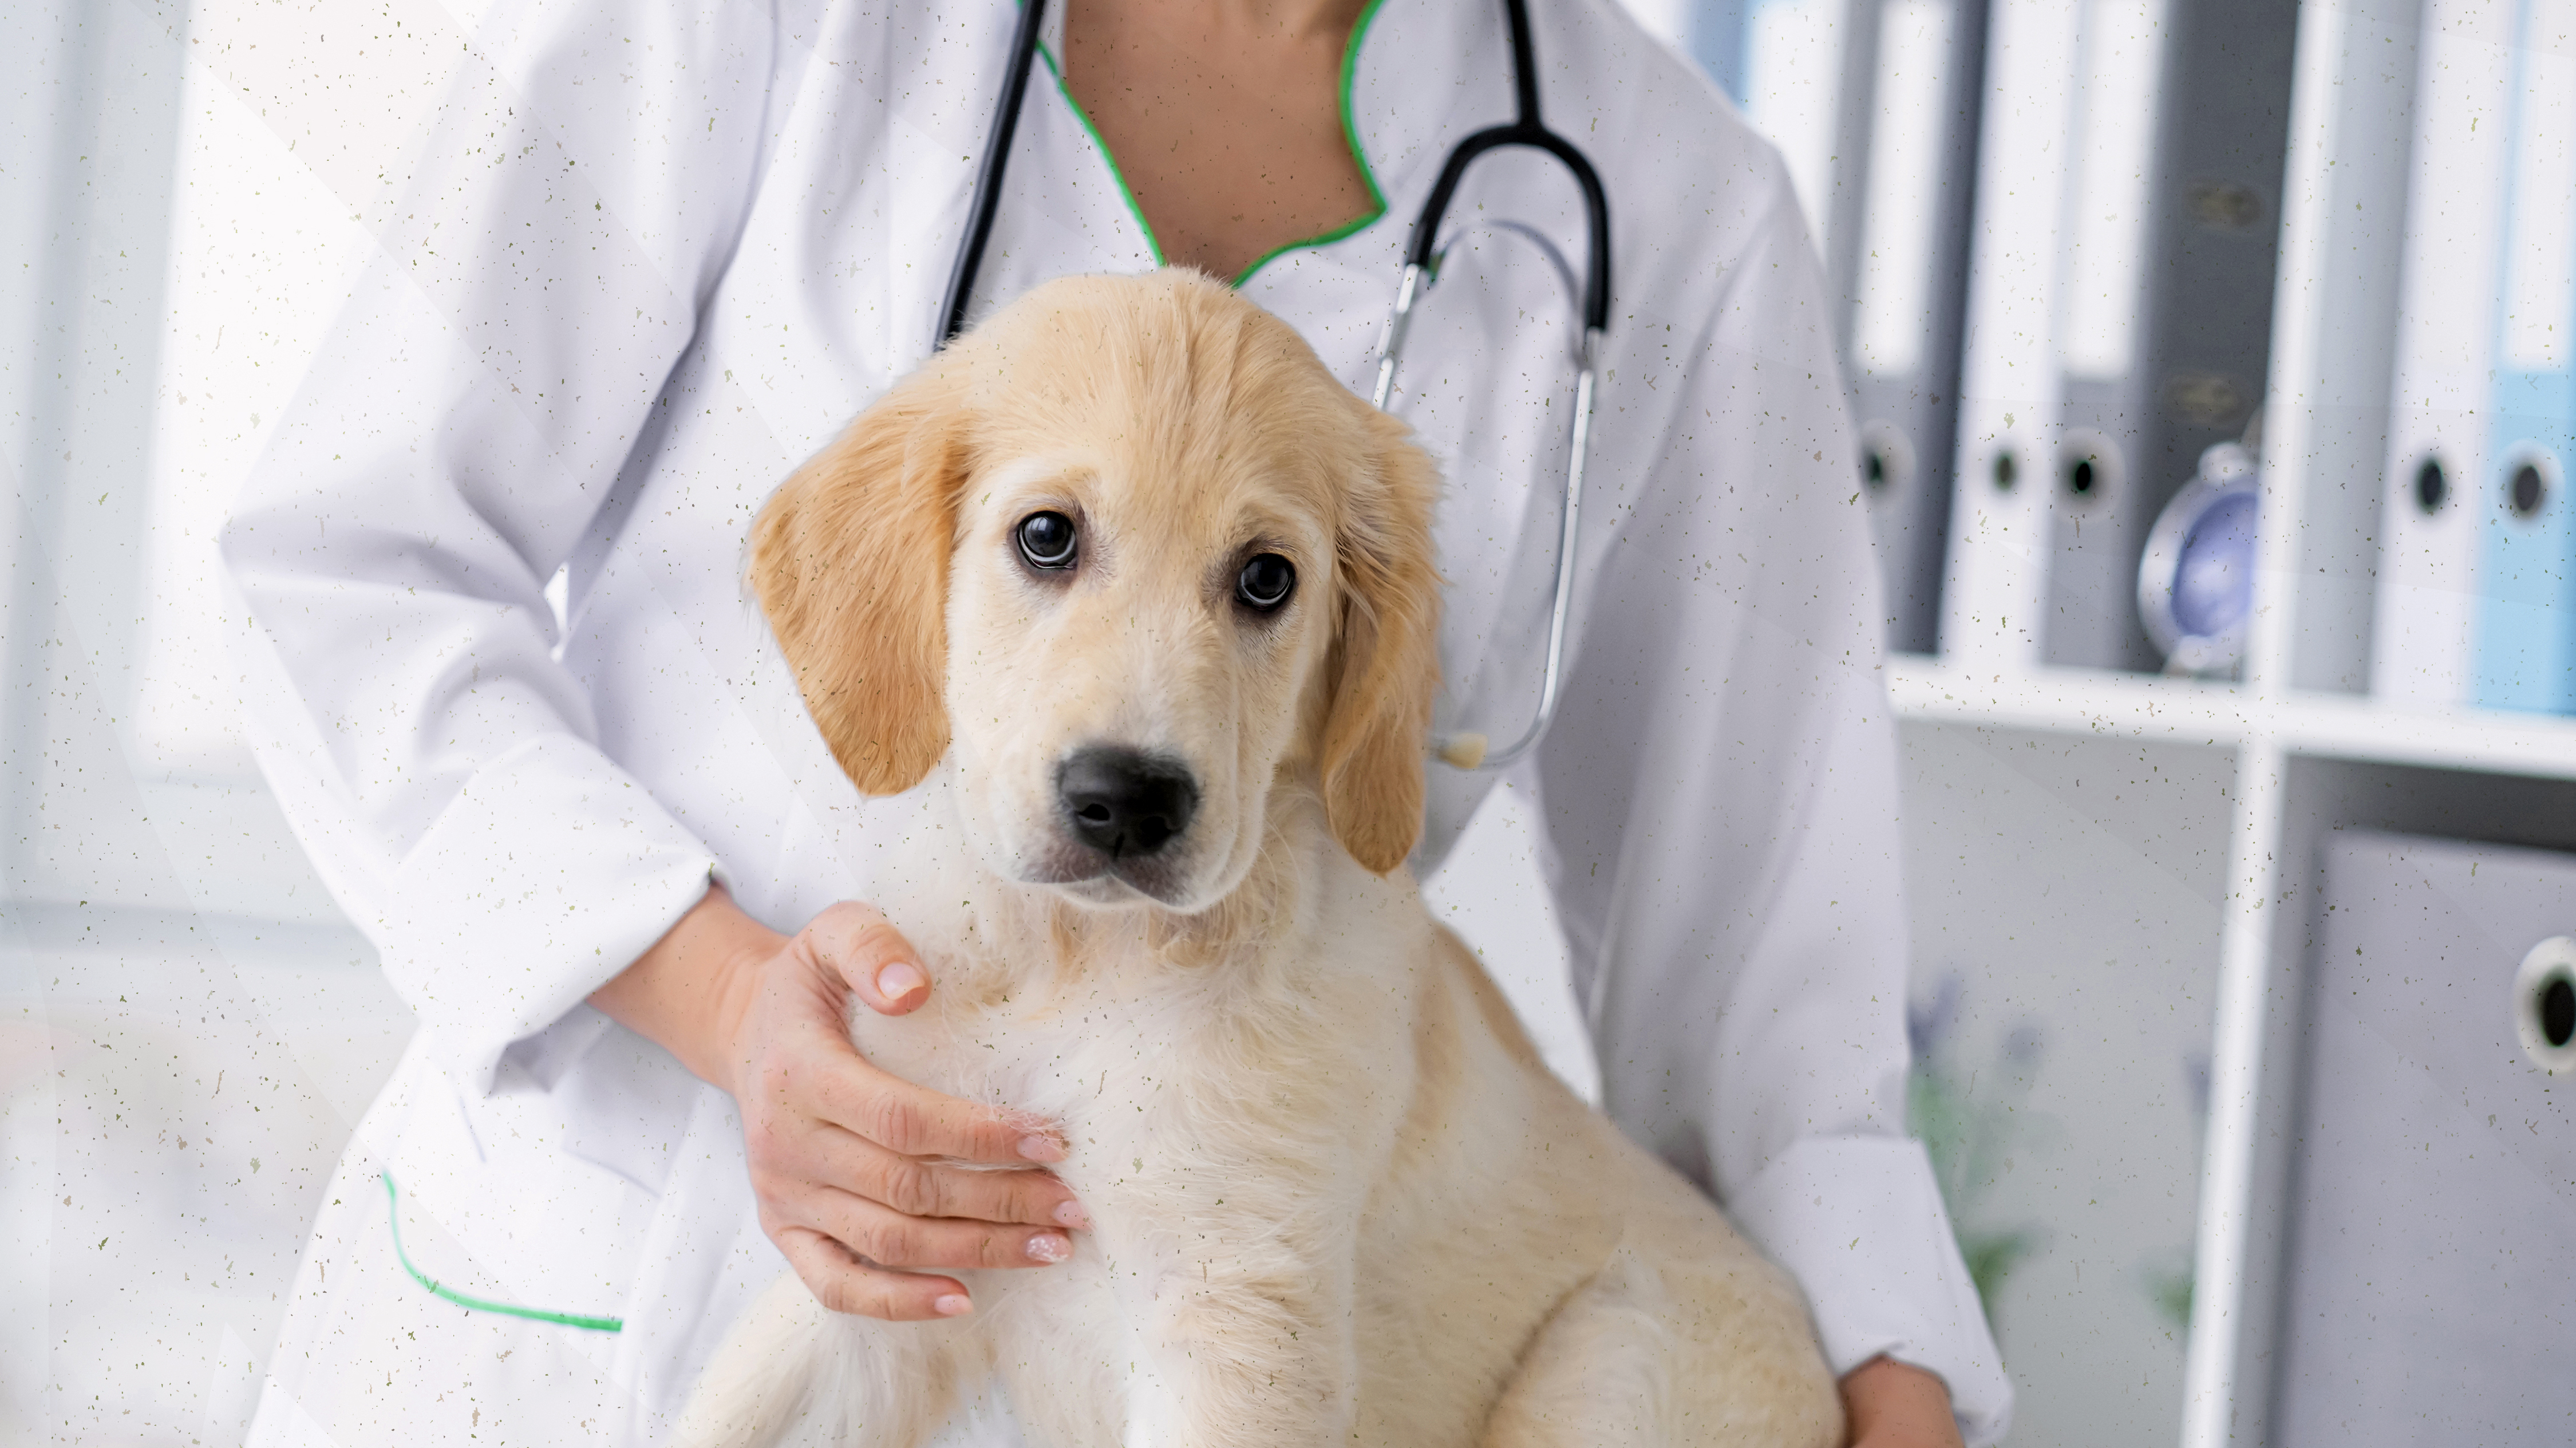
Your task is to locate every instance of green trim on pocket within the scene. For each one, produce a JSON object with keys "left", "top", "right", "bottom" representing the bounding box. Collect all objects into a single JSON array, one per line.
[{"left": 382, "top": 1171, "right": 623, "bottom": 1332}]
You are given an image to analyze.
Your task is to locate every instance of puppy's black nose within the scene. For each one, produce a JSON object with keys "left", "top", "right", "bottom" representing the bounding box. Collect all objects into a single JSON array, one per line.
[{"left": 1058, "top": 747, "right": 1198, "bottom": 859}]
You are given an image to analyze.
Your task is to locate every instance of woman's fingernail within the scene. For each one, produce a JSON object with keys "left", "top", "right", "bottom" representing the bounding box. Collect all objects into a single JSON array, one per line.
[
  {"left": 1053, "top": 1200, "right": 1092, "bottom": 1230},
  {"left": 934, "top": 1293, "right": 974, "bottom": 1316},
  {"left": 1016, "top": 1134, "right": 1066, "bottom": 1164},
  {"left": 1025, "top": 1232, "right": 1070, "bottom": 1264},
  {"left": 876, "top": 961, "right": 927, "bottom": 1003}
]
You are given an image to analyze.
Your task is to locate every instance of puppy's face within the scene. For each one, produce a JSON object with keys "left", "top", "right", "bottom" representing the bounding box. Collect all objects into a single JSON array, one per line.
[
  {"left": 753, "top": 273, "right": 1440, "bottom": 910},
  {"left": 942, "top": 435, "right": 1336, "bottom": 908}
]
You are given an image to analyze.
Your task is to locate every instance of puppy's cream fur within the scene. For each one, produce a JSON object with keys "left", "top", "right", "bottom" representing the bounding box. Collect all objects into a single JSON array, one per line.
[{"left": 683, "top": 272, "right": 1842, "bottom": 1447}]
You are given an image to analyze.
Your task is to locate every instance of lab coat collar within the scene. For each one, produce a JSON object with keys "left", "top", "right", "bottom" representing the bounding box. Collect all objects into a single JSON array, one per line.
[{"left": 1345, "top": 0, "right": 1515, "bottom": 220}]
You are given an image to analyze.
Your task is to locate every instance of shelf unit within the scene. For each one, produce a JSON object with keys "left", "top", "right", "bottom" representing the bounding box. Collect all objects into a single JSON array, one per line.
[{"left": 1888, "top": 3, "right": 2576, "bottom": 1443}]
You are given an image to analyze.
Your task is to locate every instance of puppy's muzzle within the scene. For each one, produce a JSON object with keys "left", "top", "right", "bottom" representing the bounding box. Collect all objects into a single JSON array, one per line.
[{"left": 1057, "top": 746, "right": 1199, "bottom": 861}]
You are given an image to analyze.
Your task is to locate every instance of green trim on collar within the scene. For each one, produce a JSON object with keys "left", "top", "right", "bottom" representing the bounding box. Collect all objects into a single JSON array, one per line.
[
  {"left": 1033, "top": 38, "right": 1166, "bottom": 267},
  {"left": 1030, "top": 0, "right": 1394, "bottom": 286},
  {"left": 1232, "top": 0, "right": 1395, "bottom": 285}
]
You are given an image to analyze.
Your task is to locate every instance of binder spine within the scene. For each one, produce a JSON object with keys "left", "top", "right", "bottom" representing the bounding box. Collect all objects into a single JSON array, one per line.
[
  {"left": 1847, "top": 0, "right": 1986, "bottom": 656},
  {"left": 2472, "top": 0, "right": 2576, "bottom": 713},
  {"left": 2041, "top": 0, "right": 2171, "bottom": 671},
  {"left": 1941, "top": 0, "right": 2084, "bottom": 670},
  {"left": 2373, "top": 0, "right": 2515, "bottom": 707}
]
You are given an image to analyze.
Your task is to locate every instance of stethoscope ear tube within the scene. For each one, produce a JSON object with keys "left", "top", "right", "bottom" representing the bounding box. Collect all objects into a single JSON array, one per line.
[
  {"left": 1400, "top": 0, "right": 1611, "bottom": 333},
  {"left": 940, "top": 0, "right": 1052, "bottom": 350}
]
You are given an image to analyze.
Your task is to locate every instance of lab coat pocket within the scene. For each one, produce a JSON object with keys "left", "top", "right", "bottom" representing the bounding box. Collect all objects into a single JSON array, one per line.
[{"left": 381, "top": 1034, "right": 686, "bottom": 1369}]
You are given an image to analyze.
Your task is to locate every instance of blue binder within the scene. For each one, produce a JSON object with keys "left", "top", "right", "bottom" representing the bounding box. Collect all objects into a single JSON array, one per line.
[{"left": 2473, "top": 0, "right": 2576, "bottom": 713}]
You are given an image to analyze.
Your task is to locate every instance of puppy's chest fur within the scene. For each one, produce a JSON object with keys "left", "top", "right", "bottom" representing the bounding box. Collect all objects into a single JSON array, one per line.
[
  {"left": 839, "top": 791, "right": 1550, "bottom": 1441},
  {"left": 850, "top": 791, "right": 1421, "bottom": 1163}
]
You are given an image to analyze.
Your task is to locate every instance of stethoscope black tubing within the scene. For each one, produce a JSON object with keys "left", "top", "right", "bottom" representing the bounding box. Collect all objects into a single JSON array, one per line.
[
  {"left": 1405, "top": 111, "right": 1611, "bottom": 333},
  {"left": 939, "top": 0, "right": 1610, "bottom": 348},
  {"left": 1410, "top": 0, "right": 1611, "bottom": 334},
  {"left": 940, "top": 0, "right": 1052, "bottom": 346}
]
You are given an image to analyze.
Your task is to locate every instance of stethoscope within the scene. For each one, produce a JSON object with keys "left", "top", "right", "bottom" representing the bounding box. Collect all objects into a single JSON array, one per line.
[{"left": 937, "top": 0, "right": 1610, "bottom": 772}]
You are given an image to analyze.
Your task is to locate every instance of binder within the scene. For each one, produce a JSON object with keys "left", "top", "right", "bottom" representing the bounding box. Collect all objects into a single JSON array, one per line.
[
  {"left": 2373, "top": 1, "right": 2515, "bottom": 707},
  {"left": 2036, "top": 0, "right": 2171, "bottom": 672},
  {"left": 1843, "top": 0, "right": 1986, "bottom": 656},
  {"left": 1940, "top": 0, "right": 2089, "bottom": 670},
  {"left": 2276, "top": 831, "right": 2576, "bottom": 1444},
  {"left": 2030, "top": 0, "right": 2298, "bottom": 674},
  {"left": 2472, "top": 0, "right": 2576, "bottom": 714},
  {"left": 1687, "top": 1, "right": 1986, "bottom": 656}
]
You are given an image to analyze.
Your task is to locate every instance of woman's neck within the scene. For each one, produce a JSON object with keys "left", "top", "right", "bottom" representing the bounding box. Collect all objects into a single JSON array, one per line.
[{"left": 1061, "top": 0, "right": 1380, "bottom": 280}]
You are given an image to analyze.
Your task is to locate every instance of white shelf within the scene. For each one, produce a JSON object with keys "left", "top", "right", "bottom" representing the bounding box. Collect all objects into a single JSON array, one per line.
[
  {"left": 1888, "top": 656, "right": 2576, "bottom": 782},
  {"left": 1887, "top": 657, "right": 2256, "bottom": 747},
  {"left": 2271, "top": 688, "right": 2576, "bottom": 780}
]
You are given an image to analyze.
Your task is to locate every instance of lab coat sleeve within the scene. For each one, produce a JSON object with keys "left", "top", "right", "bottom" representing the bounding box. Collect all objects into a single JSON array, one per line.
[
  {"left": 221, "top": 0, "right": 814, "bottom": 1092},
  {"left": 1532, "top": 190, "right": 2012, "bottom": 1441}
]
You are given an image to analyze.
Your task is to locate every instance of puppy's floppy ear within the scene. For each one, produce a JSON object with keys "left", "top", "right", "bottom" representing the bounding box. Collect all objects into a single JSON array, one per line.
[
  {"left": 749, "top": 366, "right": 971, "bottom": 795},
  {"left": 1321, "top": 408, "right": 1443, "bottom": 874}
]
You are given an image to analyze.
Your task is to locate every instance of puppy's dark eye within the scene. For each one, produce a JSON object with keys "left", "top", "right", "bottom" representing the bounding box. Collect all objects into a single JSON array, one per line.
[
  {"left": 1017, "top": 511, "right": 1077, "bottom": 570},
  {"left": 1236, "top": 553, "right": 1295, "bottom": 611}
]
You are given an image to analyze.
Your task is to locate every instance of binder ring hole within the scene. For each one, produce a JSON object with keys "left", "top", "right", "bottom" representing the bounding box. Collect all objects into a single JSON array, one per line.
[
  {"left": 2514, "top": 938, "right": 2576, "bottom": 1074},
  {"left": 2510, "top": 463, "right": 2545, "bottom": 519},
  {"left": 1993, "top": 450, "right": 2018, "bottom": 491},
  {"left": 2413, "top": 458, "right": 2446, "bottom": 515},
  {"left": 1857, "top": 421, "right": 1914, "bottom": 506},
  {"left": 2059, "top": 432, "right": 2121, "bottom": 511}
]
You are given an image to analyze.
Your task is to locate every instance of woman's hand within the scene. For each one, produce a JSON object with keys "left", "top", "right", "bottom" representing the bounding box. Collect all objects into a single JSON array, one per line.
[
  {"left": 1840, "top": 1356, "right": 1964, "bottom": 1448},
  {"left": 594, "top": 886, "right": 1088, "bottom": 1320}
]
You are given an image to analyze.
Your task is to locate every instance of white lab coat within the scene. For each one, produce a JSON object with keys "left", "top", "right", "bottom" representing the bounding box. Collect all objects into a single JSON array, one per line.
[{"left": 224, "top": 0, "right": 2010, "bottom": 1442}]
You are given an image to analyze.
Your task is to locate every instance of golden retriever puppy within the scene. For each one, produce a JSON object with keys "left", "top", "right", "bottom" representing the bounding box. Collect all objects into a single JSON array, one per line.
[{"left": 678, "top": 270, "right": 1840, "bottom": 1448}]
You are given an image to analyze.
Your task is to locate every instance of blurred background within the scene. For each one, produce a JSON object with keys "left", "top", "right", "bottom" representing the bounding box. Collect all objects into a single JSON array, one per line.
[{"left": 7, "top": 1, "right": 2574, "bottom": 1445}]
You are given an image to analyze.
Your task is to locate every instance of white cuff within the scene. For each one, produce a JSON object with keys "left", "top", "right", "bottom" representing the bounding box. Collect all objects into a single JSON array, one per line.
[
  {"left": 1728, "top": 1134, "right": 2014, "bottom": 1446},
  {"left": 378, "top": 732, "right": 720, "bottom": 1093}
]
